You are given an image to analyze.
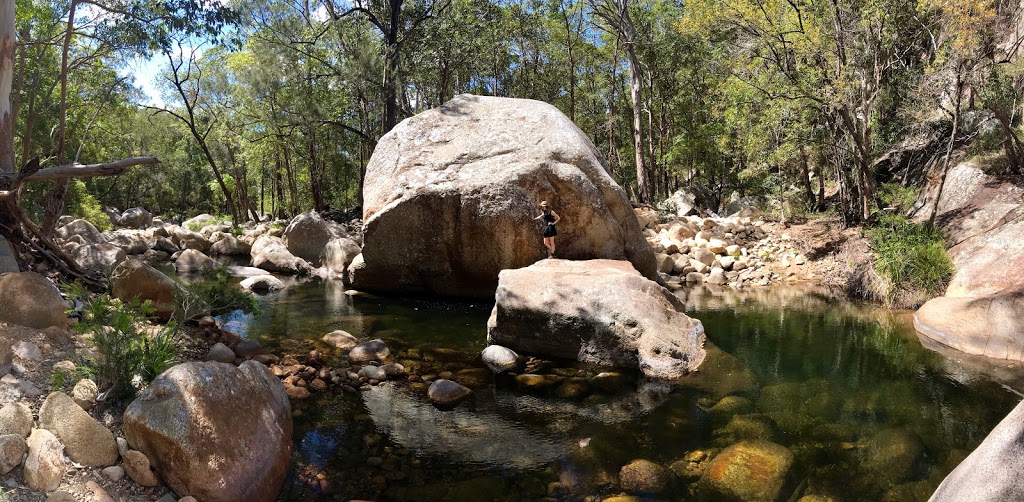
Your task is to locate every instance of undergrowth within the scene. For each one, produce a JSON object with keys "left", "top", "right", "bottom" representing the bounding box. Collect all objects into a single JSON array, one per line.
[{"left": 178, "top": 266, "right": 260, "bottom": 317}]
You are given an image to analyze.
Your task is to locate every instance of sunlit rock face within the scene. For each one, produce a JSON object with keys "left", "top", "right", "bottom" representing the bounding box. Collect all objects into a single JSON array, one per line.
[{"left": 350, "top": 94, "right": 655, "bottom": 297}]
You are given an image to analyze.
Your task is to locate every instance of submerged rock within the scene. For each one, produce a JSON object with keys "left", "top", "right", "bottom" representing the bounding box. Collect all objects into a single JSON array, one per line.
[
  {"left": 427, "top": 379, "right": 473, "bottom": 406},
  {"left": 350, "top": 94, "right": 655, "bottom": 297},
  {"left": 350, "top": 339, "right": 390, "bottom": 363},
  {"left": 481, "top": 345, "right": 518, "bottom": 374},
  {"left": 322, "top": 330, "right": 358, "bottom": 350},
  {"left": 698, "top": 440, "right": 794, "bottom": 502},
  {"left": 619, "top": 459, "right": 674, "bottom": 495},
  {"left": 487, "top": 259, "right": 705, "bottom": 379},
  {"left": 860, "top": 428, "right": 924, "bottom": 487}
]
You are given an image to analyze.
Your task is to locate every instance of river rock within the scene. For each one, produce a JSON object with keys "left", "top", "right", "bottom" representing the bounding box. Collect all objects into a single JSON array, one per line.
[
  {"left": 71, "top": 242, "right": 127, "bottom": 275},
  {"left": 620, "top": 459, "right": 674, "bottom": 495},
  {"left": 350, "top": 339, "right": 389, "bottom": 363},
  {"left": 252, "top": 238, "right": 311, "bottom": 275},
  {"left": 481, "top": 345, "right": 518, "bottom": 374},
  {"left": 914, "top": 293, "right": 1024, "bottom": 360},
  {"left": 154, "top": 236, "right": 180, "bottom": 254},
  {"left": 102, "top": 465, "right": 125, "bottom": 482},
  {"left": 112, "top": 259, "right": 181, "bottom": 320},
  {"left": 860, "top": 428, "right": 924, "bottom": 486},
  {"left": 0, "top": 235, "right": 18, "bottom": 273},
  {"left": 931, "top": 398, "right": 1024, "bottom": 501},
  {"left": 109, "top": 230, "right": 150, "bottom": 254},
  {"left": 358, "top": 365, "right": 387, "bottom": 381},
  {"left": 487, "top": 259, "right": 706, "bottom": 379},
  {"left": 39, "top": 391, "right": 118, "bottom": 466},
  {"left": 699, "top": 440, "right": 794, "bottom": 502},
  {"left": 0, "top": 402, "right": 32, "bottom": 437},
  {"left": 123, "top": 361, "right": 292, "bottom": 502},
  {"left": 207, "top": 342, "right": 236, "bottom": 364},
  {"left": 24, "top": 428, "right": 65, "bottom": 491},
  {"left": 240, "top": 275, "right": 284, "bottom": 293},
  {"left": 283, "top": 211, "right": 346, "bottom": 266},
  {"left": 13, "top": 341, "right": 41, "bottom": 361},
  {"left": 350, "top": 94, "right": 656, "bottom": 297},
  {"left": 0, "top": 433, "right": 26, "bottom": 475},
  {"left": 210, "top": 235, "right": 251, "bottom": 255},
  {"left": 0, "top": 272, "right": 67, "bottom": 329},
  {"left": 322, "top": 330, "right": 358, "bottom": 350},
  {"left": 427, "top": 379, "right": 473, "bottom": 406},
  {"left": 122, "top": 450, "right": 158, "bottom": 487},
  {"left": 55, "top": 219, "right": 103, "bottom": 243},
  {"left": 175, "top": 248, "right": 218, "bottom": 274},
  {"left": 172, "top": 227, "right": 212, "bottom": 252},
  {"left": 72, "top": 379, "right": 99, "bottom": 410},
  {"left": 323, "top": 237, "right": 361, "bottom": 278},
  {"left": 119, "top": 207, "right": 153, "bottom": 229}
]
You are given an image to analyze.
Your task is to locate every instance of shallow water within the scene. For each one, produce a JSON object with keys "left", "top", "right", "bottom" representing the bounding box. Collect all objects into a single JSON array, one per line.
[{"left": 184, "top": 270, "right": 1023, "bottom": 501}]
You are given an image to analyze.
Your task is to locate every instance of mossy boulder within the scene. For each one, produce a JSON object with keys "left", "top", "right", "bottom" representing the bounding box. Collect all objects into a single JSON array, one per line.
[{"left": 699, "top": 440, "right": 794, "bottom": 502}]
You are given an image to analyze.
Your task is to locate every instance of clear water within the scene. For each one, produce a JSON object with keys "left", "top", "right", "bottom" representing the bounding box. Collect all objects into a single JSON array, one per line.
[{"left": 180, "top": 269, "right": 1024, "bottom": 501}]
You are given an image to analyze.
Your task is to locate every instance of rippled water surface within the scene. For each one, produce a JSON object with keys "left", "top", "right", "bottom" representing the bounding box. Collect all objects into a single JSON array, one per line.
[{"left": 194, "top": 272, "right": 1023, "bottom": 501}]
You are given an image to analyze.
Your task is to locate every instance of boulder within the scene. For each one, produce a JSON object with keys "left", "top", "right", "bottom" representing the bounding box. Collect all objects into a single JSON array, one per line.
[
  {"left": 240, "top": 275, "right": 284, "bottom": 293},
  {"left": 154, "top": 236, "right": 180, "bottom": 254},
  {"left": 182, "top": 214, "right": 217, "bottom": 231},
  {"left": 24, "top": 428, "right": 65, "bottom": 491},
  {"left": 207, "top": 342, "right": 236, "bottom": 363},
  {"left": 38, "top": 392, "right": 119, "bottom": 467},
  {"left": 931, "top": 399, "right": 1024, "bottom": 502},
  {"left": 252, "top": 239, "right": 311, "bottom": 275},
  {"left": 699, "top": 440, "right": 794, "bottom": 502},
  {"left": 109, "top": 230, "right": 150, "bottom": 254},
  {"left": 620, "top": 459, "right": 674, "bottom": 495},
  {"left": 481, "top": 345, "right": 518, "bottom": 374},
  {"left": 915, "top": 293, "right": 1024, "bottom": 361},
  {"left": 210, "top": 235, "right": 251, "bottom": 256},
  {"left": 112, "top": 259, "right": 181, "bottom": 321},
  {"left": 659, "top": 190, "right": 698, "bottom": 217},
  {"left": 350, "top": 339, "right": 389, "bottom": 363},
  {"left": 0, "top": 235, "right": 18, "bottom": 273},
  {"left": 282, "top": 211, "right": 346, "bottom": 266},
  {"left": 486, "top": 259, "right": 706, "bottom": 379},
  {"left": 0, "top": 402, "right": 33, "bottom": 437},
  {"left": 427, "top": 379, "right": 473, "bottom": 406},
  {"left": 119, "top": 207, "right": 153, "bottom": 229},
  {"left": 71, "top": 243, "right": 126, "bottom": 275},
  {"left": 55, "top": 219, "right": 103, "bottom": 243},
  {"left": 72, "top": 379, "right": 99, "bottom": 410},
  {"left": 123, "top": 361, "right": 292, "bottom": 502},
  {"left": 0, "top": 434, "right": 26, "bottom": 475},
  {"left": 350, "top": 94, "right": 656, "bottom": 297},
  {"left": 322, "top": 330, "right": 358, "bottom": 350},
  {"left": 122, "top": 450, "right": 158, "bottom": 487},
  {"left": 175, "top": 249, "right": 217, "bottom": 274},
  {"left": 323, "top": 237, "right": 361, "bottom": 278},
  {"left": 171, "top": 226, "right": 212, "bottom": 252},
  {"left": 0, "top": 272, "right": 67, "bottom": 329}
]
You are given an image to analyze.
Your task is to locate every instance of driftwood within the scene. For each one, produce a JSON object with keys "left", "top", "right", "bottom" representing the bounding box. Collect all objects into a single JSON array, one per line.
[{"left": 0, "top": 156, "right": 158, "bottom": 200}]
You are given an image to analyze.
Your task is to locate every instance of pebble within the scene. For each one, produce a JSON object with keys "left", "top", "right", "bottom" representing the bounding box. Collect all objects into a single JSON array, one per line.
[
  {"left": 102, "top": 465, "right": 125, "bottom": 482},
  {"left": 122, "top": 450, "right": 159, "bottom": 487}
]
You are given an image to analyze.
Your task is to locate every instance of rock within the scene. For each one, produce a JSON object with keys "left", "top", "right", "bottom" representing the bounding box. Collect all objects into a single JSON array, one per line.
[
  {"left": 13, "top": 341, "right": 41, "bottom": 361},
  {"left": 172, "top": 227, "right": 212, "bottom": 252},
  {"left": 932, "top": 399, "right": 1024, "bottom": 501},
  {"left": 112, "top": 259, "right": 181, "bottom": 320},
  {"left": 590, "top": 372, "right": 624, "bottom": 393},
  {"left": 322, "top": 330, "right": 358, "bottom": 350},
  {"left": 72, "top": 243, "right": 126, "bottom": 277},
  {"left": 351, "top": 94, "right": 656, "bottom": 297},
  {"left": 381, "top": 363, "right": 406, "bottom": 377},
  {"left": 207, "top": 342, "right": 236, "bottom": 364},
  {"left": 286, "top": 386, "right": 311, "bottom": 399},
  {"left": 481, "top": 345, "right": 518, "bottom": 374},
  {"left": 554, "top": 378, "right": 590, "bottom": 399},
  {"left": 175, "top": 248, "right": 218, "bottom": 273},
  {"left": 102, "top": 465, "right": 125, "bottom": 482},
  {"left": 860, "top": 428, "right": 924, "bottom": 486},
  {"left": 72, "top": 379, "right": 99, "bottom": 410},
  {"left": 427, "top": 379, "right": 473, "bottom": 406},
  {"left": 620, "top": 459, "right": 674, "bottom": 495},
  {"left": 487, "top": 259, "right": 706, "bottom": 379},
  {"left": 119, "top": 207, "right": 153, "bottom": 228},
  {"left": 109, "top": 230, "right": 151, "bottom": 254},
  {"left": 210, "top": 235, "right": 251, "bottom": 255},
  {"left": 252, "top": 237, "right": 311, "bottom": 275},
  {"left": 686, "top": 272, "right": 705, "bottom": 283},
  {"left": 123, "top": 361, "right": 292, "bottom": 502},
  {"left": 914, "top": 293, "right": 1024, "bottom": 360},
  {"left": 233, "top": 339, "right": 261, "bottom": 359},
  {"left": 707, "top": 268, "right": 727, "bottom": 285},
  {"left": 0, "top": 272, "right": 67, "bottom": 329},
  {"left": 240, "top": 275, "right": 284, "bottom": 293},
  {"left": 358, "top": 365, "right": 387, "bottom": 380},
  {"left": 350, "top": 339, "right": 389, "bottom": 363},
  {"left": 0, "top": 235, "right": 18, "bottom": 273},
  {"left": 0, "top": 341, "right": 9, "bottom": 377},
  {"left": 24, "top": 428, "right": 65, "bottom": 491},
  {"left": 323, "top": 237, "right": 361, "bottom": 278},
  {"left": 0, "top": 402, "right": 32, "bottom": 437},
  {"left": 283, "top": 211, "right": 346, "bottom": 266},
  {"left": 39, "top": 392, "right": 118, "bottom": 466},
  {"left": 45, "top": 493, "right": 75, "bottom": 502},
  {"left": 183, "top": 214, "right": 217, "bottom": 230},
  {"left": 86, "top": 480, "right": 116, "bottom": 502},
  {"left": 0, "top": 434, "right": 26, "bottom": 475},
  {"left": 55, "top": 219, "right": 103, "bottom": 243},
  {"left": 122, "top": 450, "right": 158, "bottom": 487},
  {"left": 699, "top": 440, "right": 793, "bottom": 502},
  {"left": 659, "top": 190, "right": 698, "bottom": 217},
  {"left": 116, "top": 437, "right": 129, "bottom": 456},
  {"left": 692, "top": 247, "right": 716, "bottom": 266},
  {"left": 154, "top": 236, "right": 180, "bottom": 254}
]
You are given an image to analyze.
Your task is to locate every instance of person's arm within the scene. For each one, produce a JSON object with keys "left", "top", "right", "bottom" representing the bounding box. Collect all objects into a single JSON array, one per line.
[
  {"left": 551, "top": 211, "right": 561, "bottom": 224},
  {"left": 533, "top": 213, "right": 544, "bottom": 221}
]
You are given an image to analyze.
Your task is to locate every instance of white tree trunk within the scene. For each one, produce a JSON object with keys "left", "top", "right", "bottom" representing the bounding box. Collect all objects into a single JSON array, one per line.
[{"left": 0, "top": 0, "right": 14, "bottom": 173}]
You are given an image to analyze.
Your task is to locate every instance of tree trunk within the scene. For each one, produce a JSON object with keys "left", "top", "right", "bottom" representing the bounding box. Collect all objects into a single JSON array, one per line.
[
  {"left": 929, "top": 73, "right": 963, "bottom": 225},
  {"left": 621, "top": 2, "right": 651, "bottom": 203},
  {"left": 40, "top": 0, "right": 79, "bottom": 234}
]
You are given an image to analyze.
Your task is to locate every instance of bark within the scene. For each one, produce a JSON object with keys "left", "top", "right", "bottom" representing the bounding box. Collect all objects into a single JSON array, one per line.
[
  {"left": 929, "top": 73, "right": 963, "bottom": 225},
  {"left": 40, "top": 0, "right": 79, "bottom": 234},
  {"left": 621, "top": 4, "right": 651, "bottom": 203}
]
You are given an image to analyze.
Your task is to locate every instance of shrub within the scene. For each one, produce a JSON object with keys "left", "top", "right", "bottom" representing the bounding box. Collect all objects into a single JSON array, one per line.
[
  {"left": 65, "top": 284, "right": 181, "bottom": 400},
  {"left": 177, "top": 266, "right": 260, "bottom": 317},
  {"left": 866, "top": 212, "right": 954, "bottom": 307},
  {"left": 66, "top": 179, "right": 112, "bottom": 231}
]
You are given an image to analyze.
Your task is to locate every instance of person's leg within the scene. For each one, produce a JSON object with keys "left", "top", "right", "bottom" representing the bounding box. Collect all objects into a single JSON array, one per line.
[
  {"left": 543, "top": 237, "right": 554, "bottom": 256},
  {"left": 550, "top": 237, "right": 556, "bottom": 257}
]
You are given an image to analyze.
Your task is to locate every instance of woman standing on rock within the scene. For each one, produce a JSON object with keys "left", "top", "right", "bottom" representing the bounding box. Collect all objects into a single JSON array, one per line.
[{"left": 534, "top": 200, "right": 561, "bottom": 258}]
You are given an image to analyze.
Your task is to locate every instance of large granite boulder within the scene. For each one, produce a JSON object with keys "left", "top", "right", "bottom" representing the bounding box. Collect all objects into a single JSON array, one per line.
[
  {"left": 55, "top": 219, "right": 103, "bottom": 243},
  {"left": 349, "top": 94, "right": 656, "bottom": 297},
  {"left": 0, "top": 272, "right": 67, "bottom": 329},
  {"left": 109, "top": 230, "right": 151, "bottom": 255},
  {"left": 123, "top": 361, "right": 292, "bottom": 502},
  {"left": 71, "top": 243, "right": 126, "bottom": 276},
  {"left": 118, "top": 207, "right": 153, "bottom": 229},
  {"left": 174, "top": 249, "right": 217, "bottom": 274},
  {"left": 323, "top": 237, "right": 361, "bottom": 279},
  {"left": 210, "top": 235, "right": 251, "bottom": 256},
  {"left": 931, "top": 398, "right": 1024, "bottom": 502},
  {"left": 38, "top": 392, "right": 118, "bottom": 467},
  {"left": 283, "top": 211, "right": 345, "bottom": 266},
  {"left": 252, "top": 237, "right": 310, "bottom": 275},
  {"left": 486, "top": 259, "right": 706, "bottom": 379},
  {"left": 914, "top": 293, "right": 1024, "bottom": 360},
  {"left": 112, "top": 259, "right": 181, "bottom": 320}
]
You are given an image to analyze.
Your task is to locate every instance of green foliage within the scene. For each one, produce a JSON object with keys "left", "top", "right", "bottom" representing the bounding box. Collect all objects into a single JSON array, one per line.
[
  {"left": 878, "top": 183, "right": 919, "bottom": 212},
  {"left": 64, "top": 284, "right": 181, "bottom": 400},
  {"left": 866, "top": 213, "right": 954, "bottom": 306},
  {"left": 185, "top": 214, "right": 232, "bottom": 233},
  {"left": 66, "top": 180, "right": 113, "bottom": 231},
  {"left": 50, "top": 363, "right": 95, "bottom": 391},
  {"left": 178, "top": 266, "right": 260, "bottom": 317}
]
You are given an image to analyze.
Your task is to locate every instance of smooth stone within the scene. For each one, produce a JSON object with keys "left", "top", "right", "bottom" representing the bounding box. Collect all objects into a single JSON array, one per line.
[
  {"left": 240, "top": 275, "right": 284, "bottom": 293},
  {"left": 116, "top": 437, "right": 129, "bottom": 456},
  {"left": 932, "top": 399, "right": 1024, "bottom": 501},
  {"left": 233, "top": 339, "right": 262, "bottom": 359},
  {"left": 207, "top": 342, "right": 237, "bottom": 364},
  {"left": 123, "top": 449, "right": 159, "bottom": 487},
  {"left": 322, "top": 330, "right": 358, "bottom": 350},
  {"left": 0, "top": 272, "right": 68, "bottom": 329},
  {"left": 381, "top": 363, "right": 406, "bottom": 377},
  {"left": 0, "top": 402, "right": 32, "bottom": 437},
  {"left": 454, "top": 368, "right": 490, "bottom": 388},
  {"left": 0, "top": 434, "right": 27, "bottom": 475},
  {"left": 481, "top": 345, "right": 518, "bottom": 374},
  {"left": 590, "top": 372, "right": 624, "bottom": 393},
  {"left": 350, "top": 339, "right": 389, "bottom": 363},
  {"left": 24, "top": 428, "right": 65, "bottom": 491},
  {"left": 45, "top": 493, "right": 76, "bottom": 502},
  {"left": 38, "top": 391, "right": 119, "bottom": 467},
  {"left": 72, "top": 379, "right": 99, "bottom": 410},
  {"left": 86, "top": 480, "right": 116, "bottom": 502},
  {"left": 358, "top": 365, "right": 387, "bottom": 381},
  {"left": 620, "top": 459, "right": 674, "bottom": 495},
  {"left": 427, "top": 379, "right": 473, "bottom": 407},
  {"left": 102, "top": 465, "right": 125, "bottom": 482}
]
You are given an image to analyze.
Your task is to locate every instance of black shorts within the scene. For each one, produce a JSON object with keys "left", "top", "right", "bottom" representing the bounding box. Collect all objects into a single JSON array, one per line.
[{"left": 543, "top": 224, "right": 557, "bottom": 237}]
